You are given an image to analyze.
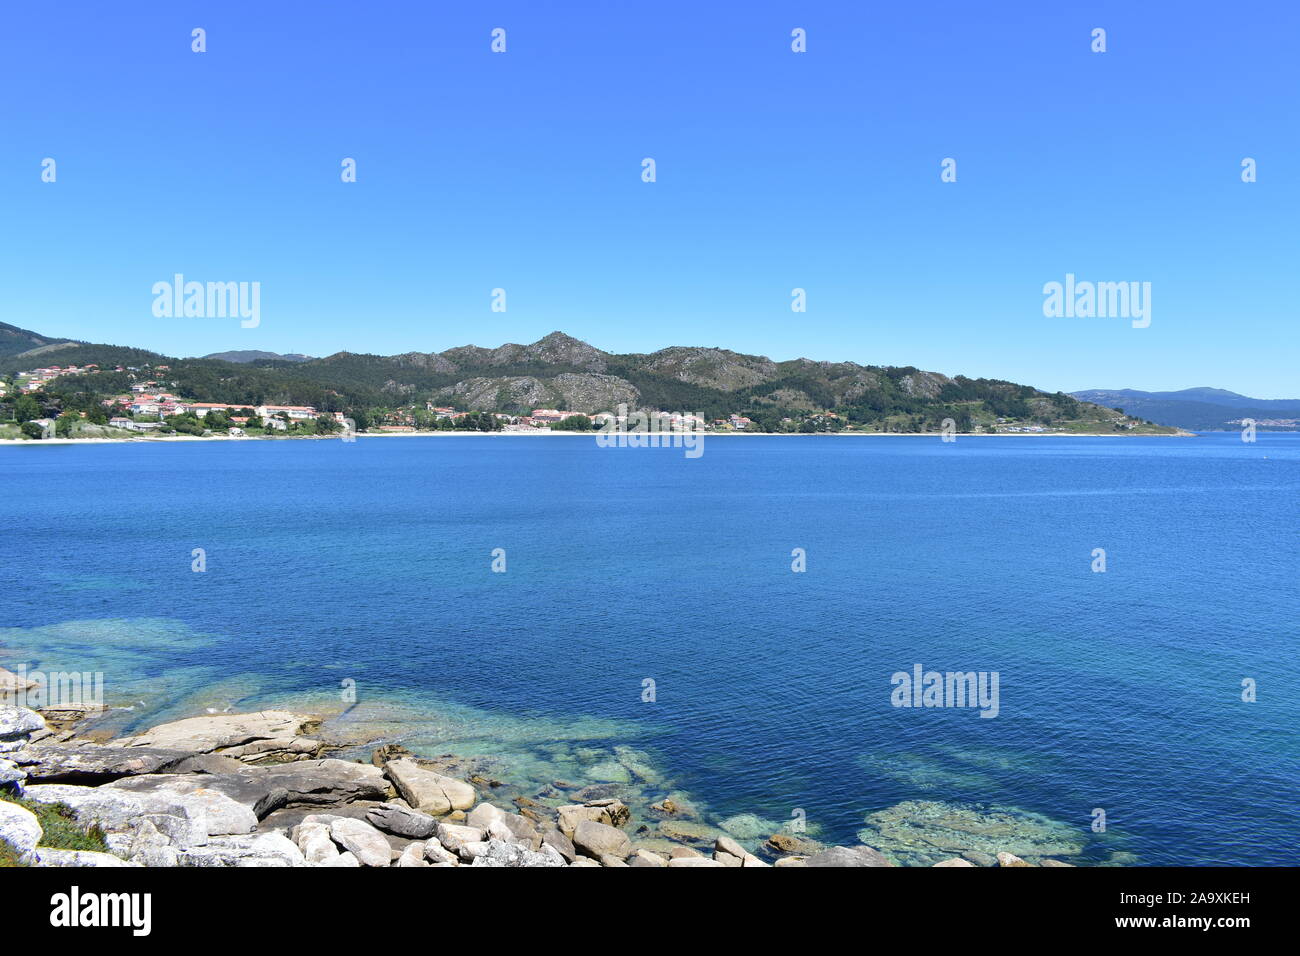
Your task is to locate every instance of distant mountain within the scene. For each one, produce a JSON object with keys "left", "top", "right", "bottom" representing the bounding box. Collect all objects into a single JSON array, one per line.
[
  {"left": 1071, "top": 388, "right": 1300, "bottom": 430},
  {"left": 201, "top": 350, "right": 315, "bottom": 364},
  {"left": 2, "top": 326, "right": 1177, "bottom": 433}
]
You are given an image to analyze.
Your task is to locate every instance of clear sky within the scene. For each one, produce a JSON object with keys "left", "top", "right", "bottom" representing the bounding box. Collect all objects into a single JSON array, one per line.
[{"left": 2, "top": 1, "right": 1296, "bottom": 396}]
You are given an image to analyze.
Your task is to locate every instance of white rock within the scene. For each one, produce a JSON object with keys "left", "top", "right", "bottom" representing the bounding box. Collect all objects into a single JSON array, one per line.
[
  {"left": 0, "top": 799, "right": 42, "bottom": 863},
  {"left": 329, "top": 817, "right": 393, "bottom": 867}
]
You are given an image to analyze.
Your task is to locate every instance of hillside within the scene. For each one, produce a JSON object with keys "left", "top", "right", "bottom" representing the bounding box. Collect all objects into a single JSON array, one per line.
[
  {"left": 0, "top": 321, "right": 78, "bottom": 358},
  {"left": 3, "top": 328, "right": 1178, "bottom": 434},
  {"left": 1071, "top": 388, "right": 1300, "bottom": 431}
]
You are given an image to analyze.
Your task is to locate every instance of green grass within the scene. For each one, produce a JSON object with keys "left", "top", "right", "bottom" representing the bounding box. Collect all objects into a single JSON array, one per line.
[{"left": 0, "top": 790, "right": 110, "bottom": 866}]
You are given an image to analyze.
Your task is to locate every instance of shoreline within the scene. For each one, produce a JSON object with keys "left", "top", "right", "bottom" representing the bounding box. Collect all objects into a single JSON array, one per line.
[{"left": 0, "top": 430, "right": 1198, "bottom": 447}]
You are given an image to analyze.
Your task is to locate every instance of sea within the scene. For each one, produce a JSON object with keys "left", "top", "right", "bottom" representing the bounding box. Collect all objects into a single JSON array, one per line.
[{"left": 3, "top": 432, "right": 1297, "bottom": 865}]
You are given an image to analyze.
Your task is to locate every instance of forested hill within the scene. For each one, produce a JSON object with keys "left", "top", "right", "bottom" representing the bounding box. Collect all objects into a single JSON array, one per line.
[{"left": 3, "top": 328, "right": 1176, "bottom": 433}]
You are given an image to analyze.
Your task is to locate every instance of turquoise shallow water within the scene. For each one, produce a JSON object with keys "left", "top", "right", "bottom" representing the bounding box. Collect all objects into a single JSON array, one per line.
[{"left": 3, "top": 433, "right": 1298, "bottom": 864}]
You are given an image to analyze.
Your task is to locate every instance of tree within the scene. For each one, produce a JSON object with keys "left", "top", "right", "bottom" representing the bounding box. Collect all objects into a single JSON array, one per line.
[
  {"left": 315, "top": 414, "right": 340, "bottom": 434},
  {"left": 56, "top": 411, "right": 79, "bottom": 437},
  {"left": 14, "top": 395, "right": 40, "bottom": 423},
  {"left": 20, "top": 421, "right": 45, "bottom": 439}
]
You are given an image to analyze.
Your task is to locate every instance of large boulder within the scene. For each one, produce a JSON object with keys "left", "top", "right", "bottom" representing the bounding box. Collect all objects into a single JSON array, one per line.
[
  {"left": 469, "top": 839, "right": 566, "bottom": 867},
  {"left": 366, "top": 803, "right": 438, "bottom": 839},
  {"left": 329, "top": 817, "right": 394, "bottom": 867},
  {"left": 21, "top": 783, "right": 207, "bottom": 842},
  {"left": 246, "top": 759, "right": 389, "bottom": 808},
  {"left": 384, "top": 759, "right": 475, "bottom": 814},
  {"left": 806, "top": 845, "right": 894, "bottom": 867},
  {"left": 119, "top": 711, "right": 320, "bottom": 762},
  {"left": 105, "top": 759, "right": 388, "bottom": 823},
  {"left": 178, "top": 832, "right": 307, "bottom": 867},
  {"left": 0, "top": 799, "right": 42, "bottom": 863},
  {"left": 9, "top": 742, "right": 197, "bottom": 784},
  {"left": 0, "top": 706, "right": 45, "bottom": 746},
  {"left": 106, "top": 773, "right": 281, "bottom": 826},
  {"left": 572, "top": 819, "right": 631, "bottom": 861}
]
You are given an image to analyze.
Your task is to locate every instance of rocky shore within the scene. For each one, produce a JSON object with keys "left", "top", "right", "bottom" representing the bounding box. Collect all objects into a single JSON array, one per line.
[{"left": 0, "top": 704, "right": 1072, "bottom": 868}]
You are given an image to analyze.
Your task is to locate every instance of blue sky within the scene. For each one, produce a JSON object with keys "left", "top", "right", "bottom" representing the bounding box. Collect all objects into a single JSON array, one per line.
[{"left": 2, "top": 1, "right": 1296, "bottom": 396}]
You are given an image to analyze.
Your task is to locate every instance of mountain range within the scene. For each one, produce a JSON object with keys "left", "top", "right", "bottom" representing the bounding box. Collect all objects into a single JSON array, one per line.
[
  {"left": 1070, "top": 388, "right": 1300, "bottom": 431},
  {"left": 1, "top": 321, "right": 1176, "bottom": 433}
]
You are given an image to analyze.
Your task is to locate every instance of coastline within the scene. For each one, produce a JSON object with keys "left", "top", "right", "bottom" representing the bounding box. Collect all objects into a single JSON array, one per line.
[{"left": 0, "top": 429, "right": 1198, "bottom": 447}]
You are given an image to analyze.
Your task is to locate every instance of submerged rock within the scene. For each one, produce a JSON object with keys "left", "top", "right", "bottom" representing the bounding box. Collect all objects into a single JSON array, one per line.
[{"left": 857, "top": 800, "right": 1086, "bottom": 866}]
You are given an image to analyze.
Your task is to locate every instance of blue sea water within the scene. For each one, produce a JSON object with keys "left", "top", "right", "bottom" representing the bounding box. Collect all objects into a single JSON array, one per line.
[{"left": 3, "top": 433, "right": 1297, "bottom": 865}]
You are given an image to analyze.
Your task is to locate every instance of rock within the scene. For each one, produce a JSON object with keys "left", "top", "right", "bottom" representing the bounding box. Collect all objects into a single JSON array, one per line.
[
  {"left": 0, "top": 799, "right": 42, "bottom": 862},
  {"left": 297, "top": 824, "right": 342, "bottom": 864},
  {"left": 996, "top": 852, "right": 1032, "bottom": 867},
  {"left": 469, "top": 838, "right": 565, "bottom": 867},
  {"left": 106, "top": 774, "right": 276, "bottom": 830},
  {"left": 120, "top": 711, "right": 319, "bottom": 759},
  {"left": 656, "top": 819, "right": 717, "bottom": 845},
  {"left": 0, "top": 758, "right": 25, "bottom": 789},
  {"left": 572, "top": 819, "right": 631, "bottom": 861},
  {"left": 248, "top": 759, "right": 389, "bottom": 807},
  {"left": 669, "top": 845, "right": 702, "bottom": 859},
  {"left": 934, "top": 858, "right": 976, "bottom": 867},
  {"left": 629, "top": 849, "right": 667, "bottom": 867},
  {"left": 163, "top": 754, "right": 247, "bottom": 775},
  {"left": 22, "top": 783, "right": 207, "bottom": 842},
  {"left": 568, "top": 857, "right": 601, "bottom": 867},
  {"left": 179, "top": 832, "right": 307, "bottom": 867},
  {"left": 35, "top": 848, "right": 139, "bottom": 867},
  {"left": 541, "top": 825, "right": 577, "bottom": 863},
  {"left": 0, "top": 667, "right": 39, "bottom": 694},
  {"left": 0, "top": 706, "right": 46, "bottom": 742},
  {"left": 367, "top": 803, "right": 438, "bottom": 839},
  {"left": 218, "top": 737, "right": 324, "bottom": 764},
  {"left": 600, "top": 854, "right": 629, "bottom": 867},
  {"left": 397, "top": 842, "right": 430, "bottom": 867},
  {"left": 766, "top": 832, "right": 824, "bottom": 856},
  {"left": 458, "top": 840, "right": 491, "bottom": 861},
  {"left": 715, "top": 835, "right": 747, "bottom": 859},
  {"left": 571, "top": 783, "right": 622, "bottom": 802},
  {"left": 649, "top": 798, "right": 680, "bottom": 815},
  {"left": 435, "top": 822, "right": 485, "bottom": 853},
  {"left": 424, "top": 839, "right": 458, "bottom": 865},
  {"left": 1039, "top": 859, "right": 1075, "bottom": 867},
  {"left": 715, "top": 850, "right": 743, "bottom": 867},
  {"left": 466, "top": 802, "right": 505, "bottom": 830},
  {"left": 328, "top": 817, "right": 393, "bottom": 867},
  {"left": 323, "top": 851, "right": 361, "bottom": 867},
  {"left": 773, "top": 856, "right": 808, "bottom": 867},
  {"left": 806, "top": 845, "right": 894, "bottom": 867},
  {"left": 859, "top": 799, "right": 1085, "bottom": 867},
  {"left": 666, "top": 856, "right": 725, "bottom": 867},
  {"left": 371, "top": 743, "right": 412, "bottom": 767},
  {"left": 11, "top": 742, "right": 200, "bottom": 784},
  {"left": 384, "top": 758, "right": 475, "bottom": 815}
]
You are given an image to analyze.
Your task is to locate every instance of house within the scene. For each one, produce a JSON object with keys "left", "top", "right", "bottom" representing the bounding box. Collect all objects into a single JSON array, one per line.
[
  {"left": 256, "top": 404, "right": 317, "bottom": 421},
  {"left": 530, "top": 409, "right": 567, "bottom": 424}
]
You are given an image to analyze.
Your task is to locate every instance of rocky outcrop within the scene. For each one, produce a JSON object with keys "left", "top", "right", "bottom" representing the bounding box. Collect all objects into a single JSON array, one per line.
[
  {"left": 9, "top": 741, "right": 198, "bottom": 784},
  {"left": 4, "top": 708, "right": 1086, "bottom": 869},
  {"left": 384, "top": 758, "right": 475, "bottom": 814},
  {"left": 119, "top": 711, "right": 322, "bottom": 763}
]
